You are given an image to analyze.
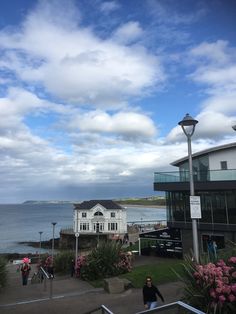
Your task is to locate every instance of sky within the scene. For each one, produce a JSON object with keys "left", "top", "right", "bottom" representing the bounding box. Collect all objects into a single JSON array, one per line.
[{"left": 0, "top": 0, "right": 236, "bottom": 203}]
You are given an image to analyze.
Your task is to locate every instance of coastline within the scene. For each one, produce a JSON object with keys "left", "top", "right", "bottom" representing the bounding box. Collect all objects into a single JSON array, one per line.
[{"left": 120, "top": 204, "right": 166, "bottom": 209}]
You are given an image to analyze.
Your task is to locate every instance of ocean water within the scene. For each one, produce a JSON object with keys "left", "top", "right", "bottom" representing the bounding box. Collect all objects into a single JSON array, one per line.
[{"left": 0, "top": 203, "right": 166, "bottom": 253}]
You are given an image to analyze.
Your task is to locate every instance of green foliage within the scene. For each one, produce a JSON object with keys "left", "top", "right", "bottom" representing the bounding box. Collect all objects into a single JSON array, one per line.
[
  {"left": 54, "top": 251, "right": 74, "bottom": 274},
  {"left": 79, "top": 241, "right": 131, "bottom": 281},
  {"left": 0, "top": 257, "right": 7, "bottom": 289}
]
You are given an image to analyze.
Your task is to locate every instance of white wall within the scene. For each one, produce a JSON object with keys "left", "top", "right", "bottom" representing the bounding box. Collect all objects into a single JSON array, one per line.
[
  {"left": 209, "top": 148, "right": 236, "bottom": 170},
  {"left": 73, "top": 204, "right": 127, "bottom": 234},
  {"left": 209, "top": 148, "right": 236, "bottom": 181}
]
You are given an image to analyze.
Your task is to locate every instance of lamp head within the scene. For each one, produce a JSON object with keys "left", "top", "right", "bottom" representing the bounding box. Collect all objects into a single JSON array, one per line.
[
  {"left": 178, "top": 113, "right": 198, "bottom": 127},
  {"left": 232, "top": 124, "right": 236, "bottom": 131},
  {"left": 178, "top": 113, "right": 198, "bottom": 137}
]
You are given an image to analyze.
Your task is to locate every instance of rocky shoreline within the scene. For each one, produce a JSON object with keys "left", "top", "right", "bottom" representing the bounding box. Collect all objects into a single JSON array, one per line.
[
  {"left": 18, "top": 238, "right": 60, "bottom": 249},
  {"left": 0, "top": 239, "right": 60, "bottom": 261}
]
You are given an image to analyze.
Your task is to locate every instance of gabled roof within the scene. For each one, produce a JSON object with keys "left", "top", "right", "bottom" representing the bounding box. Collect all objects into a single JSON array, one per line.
[
  {"left": 171, "top": 142, "right": 236, "bottom": 167},
  {"left": 74, "top": 200, "right": 124, "bottom": 210}
]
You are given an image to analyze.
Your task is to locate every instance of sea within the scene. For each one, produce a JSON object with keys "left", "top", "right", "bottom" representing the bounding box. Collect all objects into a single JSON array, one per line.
[{"left": 0, "top": 203, "right": 166, "bottom": 254}]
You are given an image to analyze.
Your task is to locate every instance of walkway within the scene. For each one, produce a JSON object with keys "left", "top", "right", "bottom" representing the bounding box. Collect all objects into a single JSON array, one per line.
[{"left": 0, "top": 256, "right": 184, "bottom": 314}]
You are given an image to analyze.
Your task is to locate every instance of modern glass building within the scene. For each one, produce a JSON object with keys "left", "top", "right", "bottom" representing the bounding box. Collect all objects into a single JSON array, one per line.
[{"left": 154, "top": 142, "right": 236, "bottom": 255}]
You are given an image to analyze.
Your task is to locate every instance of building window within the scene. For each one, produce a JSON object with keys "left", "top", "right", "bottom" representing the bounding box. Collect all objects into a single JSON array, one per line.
[
  {"left": 94, "top": 222, "right": 104, "bottom": 232},
  {"left": 80, "top": 223, "right": 89, "bottom": 231},
  {"left": 220, "top": 161, "right": 227, "bottom": 170},
  {"left": 108, "top": 223, "right": 118, "bottom": 231},
  {"left": 82, "top": 212, "right": 87, "bottom": 218},
  {"left": 111, "top": 212, "right": 115, "bottom": 218},
  {"left": 94, "top": 211, "right": 103, "bottom": 216}
]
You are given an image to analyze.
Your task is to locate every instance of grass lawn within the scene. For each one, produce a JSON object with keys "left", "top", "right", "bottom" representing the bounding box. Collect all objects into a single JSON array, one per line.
[
  {"left": 89, "top": 258, "right": 185, "bottom": 288},
  {"left": 119, "top": 258, "right": 184, "bottom": 288}
]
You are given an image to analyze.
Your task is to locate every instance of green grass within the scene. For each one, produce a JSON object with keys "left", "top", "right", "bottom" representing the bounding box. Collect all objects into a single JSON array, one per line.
[
  {"left": 89, "top": 258, "right": 184, "bottom": 288},
  {"left": 119, "top": 259, "right": 184, "bottom": 288}
]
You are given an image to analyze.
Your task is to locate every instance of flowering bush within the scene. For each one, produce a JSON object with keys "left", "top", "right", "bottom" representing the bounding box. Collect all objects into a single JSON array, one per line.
[
  {"left": 180, "top": 256, "right": 236, "bottom": 313},
  {"left": 75, "top": 255, "right": 87, "bottom": 278},
  {"left": 76, "top": 241, "right": 132, "bottom": 281}
]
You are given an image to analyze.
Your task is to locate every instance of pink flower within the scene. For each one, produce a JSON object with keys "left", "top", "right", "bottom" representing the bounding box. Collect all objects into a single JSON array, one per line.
[
  {"left": 231, "top": 284, "right": 236, "bottom": 294},
  {"left": 232, "top": 271, "right": 236, "bottom": 279},
  {"left": 218, "top": 295, "right": 226, "bottom": 302},
  {"left": 228, "top": 257, "right": 236, "bottom": 264},
  {"left": 222, "top": 285, "right": 231, "bottom": 294},
  {"left": 228, "top": 294, "right": 236, "bottom": 302},
  {"left": 222, "top": 276, "right": 229, "bottom": 284},
  {"left": 210, "top": 289, "right": 217, "bottom": 298},
  {"left": 217, "top": 260, "right": 226, "bottom": 267},
  {"left": 216, "top": 287, "right": 223, "bottom": 294}
]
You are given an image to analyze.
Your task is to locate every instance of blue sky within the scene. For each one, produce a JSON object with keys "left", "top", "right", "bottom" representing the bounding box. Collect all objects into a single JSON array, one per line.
[{"left": 0, "top": 0, "right": 236, "bottom": 203}]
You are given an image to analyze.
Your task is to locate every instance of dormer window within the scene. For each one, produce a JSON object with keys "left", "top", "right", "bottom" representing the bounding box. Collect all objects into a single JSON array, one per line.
[
  {"left": 94, "top": 211, "right": 103, "bottom": 216},
  {"left": 111, "top": 212, "right": 115, "bottom": 218},
  {"left": 82, "top": 212, "right": 87, "bottom": 218}
]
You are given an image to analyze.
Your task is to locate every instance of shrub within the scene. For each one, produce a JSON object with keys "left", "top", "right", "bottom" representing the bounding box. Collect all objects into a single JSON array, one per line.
[
  {"left": 178, "top": 255, "right": 236, "bottom": 313},
  {"left": 54, "top": 251, "right": 74, "bottom": 274},
  {"left": 0, "top": 257, "right": 7, "bottom": 289},
  {"left": 77, "top": 241, "right": 132, "bottom": 281}
]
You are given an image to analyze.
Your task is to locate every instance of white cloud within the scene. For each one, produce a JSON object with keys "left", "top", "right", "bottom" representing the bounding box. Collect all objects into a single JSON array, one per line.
[
  {"left": 190, "top": 40, "right": 232, "bottom": 65},
  {"left": 189, "top": 40, "right": 236, "bottom": 93},
  {"left": 72, "top": 110, "right": 157, "bottom": 139},
  {"left": 100, "top": 1, "right": 120, "bottom": 14},
  {"left": 112, "top": 21, "right": 144, "bottom": 44},
  {"left": 0, "top": 2, "right": 165, "bottom": 109}
]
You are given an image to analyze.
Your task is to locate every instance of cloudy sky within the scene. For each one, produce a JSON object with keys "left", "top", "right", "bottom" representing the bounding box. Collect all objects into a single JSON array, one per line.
[{"left": 0, "top": 0, "right": 235, "bottom": 203}]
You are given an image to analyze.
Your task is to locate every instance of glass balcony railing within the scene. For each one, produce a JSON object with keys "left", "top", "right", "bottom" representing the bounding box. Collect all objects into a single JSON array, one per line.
[{"left": 154, "top": 169, "right": 236, "bottom": 183}]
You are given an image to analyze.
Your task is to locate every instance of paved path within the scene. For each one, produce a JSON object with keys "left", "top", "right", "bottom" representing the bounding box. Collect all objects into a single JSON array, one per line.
[{"left": 0, "top": 256, "right": 184, "bottom": 314}]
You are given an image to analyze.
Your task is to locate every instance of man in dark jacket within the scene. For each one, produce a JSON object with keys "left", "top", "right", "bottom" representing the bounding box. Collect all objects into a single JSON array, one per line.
[{"left": 143, "top": 276, "right": 164, "bottom": 309}]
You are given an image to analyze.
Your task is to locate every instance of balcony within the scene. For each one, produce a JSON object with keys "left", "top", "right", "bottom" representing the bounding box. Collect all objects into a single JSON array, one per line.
[
  {"left": 154, "top": 169, "right": 236, "bottom": 192},
  {"left": 155, "top": 169, "right": 236, "bottom": 183}
]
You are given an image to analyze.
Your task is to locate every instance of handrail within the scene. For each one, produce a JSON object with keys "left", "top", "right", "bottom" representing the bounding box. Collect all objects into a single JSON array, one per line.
[
  {"left": 83, "top": 304, "right": 114, "bottom": 314},
  {"left": 83, "top": 301, "right": 204, "bottom": 314},
  {"left": 135, "top": 301, "right": 205, "bottom": 314},
  {"left": 101, "top": 305, "right": 114, "bottom": 314},
  {"left": 40, "top": 266, "right": 50, "bottom": 279},
  {"left": 39, "top": 266, "right": 53, "bottom": 299}
]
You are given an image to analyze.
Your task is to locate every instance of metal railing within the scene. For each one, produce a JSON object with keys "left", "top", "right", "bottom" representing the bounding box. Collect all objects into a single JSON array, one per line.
[
  {"left": 86, "top": 301, "right": 205, "bottom": 314},
  {"left": 136, "top": 301, "right": 205, "bottom": 314},
  {"left": 154, "top": 169, "right": 236, "bottom": 183},
  {"left": 84, "top": 304, "right": 114, "bottom": 314},
  {"left": 40, "top": 266, "right": 54, "bottom": 299}
]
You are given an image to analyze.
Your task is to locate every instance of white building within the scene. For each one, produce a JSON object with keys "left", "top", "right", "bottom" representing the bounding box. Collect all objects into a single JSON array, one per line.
[{"left": 73, "top": 200, "right": 127, "bottom": 236}]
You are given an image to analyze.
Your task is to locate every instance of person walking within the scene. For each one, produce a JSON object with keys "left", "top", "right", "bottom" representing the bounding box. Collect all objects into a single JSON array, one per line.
[
  {"left": 143, "top": 276, "right": 164, "bottom": 310},
  {"left": 21, "top": 261, "right": 31, "bottom": 285}
]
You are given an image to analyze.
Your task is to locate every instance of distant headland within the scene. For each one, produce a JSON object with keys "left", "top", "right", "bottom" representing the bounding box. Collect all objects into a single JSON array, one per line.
[{"left": 22, "top": 196, "right": 166, "bottom": 207}]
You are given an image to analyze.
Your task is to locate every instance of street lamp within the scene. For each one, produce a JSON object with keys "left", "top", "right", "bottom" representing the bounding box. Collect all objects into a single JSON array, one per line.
[
  {"left": 74, "top": 209, "right": 79, "bottom": 271},
  {"left": 232, "top": 124, "right": 236, "bottom": 131},
  {"left": 39, "top": 231, "right": 43, "bottom": 260},
  {"left": 178, "top": 113, "right": 199, "bottom": 262},
  {"left": 51, "top": 222, "right": 57, "bottom": 263},
  {"left": 96, "top": 221, "right": 100, "bottom": 246}
]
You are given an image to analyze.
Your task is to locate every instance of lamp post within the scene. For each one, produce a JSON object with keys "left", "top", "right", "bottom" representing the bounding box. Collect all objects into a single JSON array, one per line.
[
  {"left": 178, "top": 113, "right": 199, "bottom": 263},
  {"left": 75, "top": 209, "right": 79, "bottom": 271},
  {"left": 96, "top": 221, "right": 100, "bottom": 246},
  {"left": 39, "top": 231, "right": 43, "bottom": 260},
  {"left": 51, "top": 222, "right": 57, "bottom": 263}
]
